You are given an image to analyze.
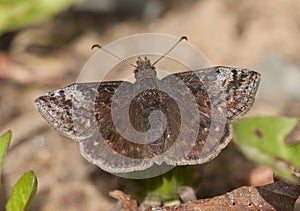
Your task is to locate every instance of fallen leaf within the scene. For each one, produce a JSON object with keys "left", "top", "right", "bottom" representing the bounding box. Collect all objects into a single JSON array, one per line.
[
  {"left": 109, "top": 190, "right": 138, "bottom": 211},
  {"left": 110, "top": 180, "right": 300, "bottom": 210}
]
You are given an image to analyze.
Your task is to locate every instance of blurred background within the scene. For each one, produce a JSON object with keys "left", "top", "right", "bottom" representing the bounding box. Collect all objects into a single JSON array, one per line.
[{"left": 1, "top": 0, "right": 300, "bottom": 210}]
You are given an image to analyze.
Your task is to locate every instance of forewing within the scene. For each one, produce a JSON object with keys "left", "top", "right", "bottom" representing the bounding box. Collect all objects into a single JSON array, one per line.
[
  {"left": 161, "top": 66, "right": 261, "bottom": 165},
  {"left": 34, "top": 82, "right": 107, "bottom": 140},
  {"left": 35, "top": 81, "right": 155, "bottom": 173},
  {"left": 169, "top": 66, "right": 261, "bottom": 121}
]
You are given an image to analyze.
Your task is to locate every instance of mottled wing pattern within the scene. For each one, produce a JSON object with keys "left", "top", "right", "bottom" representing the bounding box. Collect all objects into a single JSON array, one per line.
[
  {"left": 75, "top": 81, "right": 155, "bottom": 173},
  {"left": 34, "top": 82, "right": 106, "bottom": 140},
  {"left": 93, "top": 81, "right": 154, "bottom": 160},
  {"left": 171, "top": 66, "right": 261, "bottom": 121},
  {"left": 35, "top": 82, "right": 157, "bottom": 172},
  {"left": 92, "top": 80, "right": 183, "bottom": 170},
  {"left": 161, "top": 66, "right": 261, "bottom": 165},
  {"left": 35, "top": 66, "right": 261, "bottom": 173},
  {"left": 72, "top": 81, "right": 188, "bottom": 172}
]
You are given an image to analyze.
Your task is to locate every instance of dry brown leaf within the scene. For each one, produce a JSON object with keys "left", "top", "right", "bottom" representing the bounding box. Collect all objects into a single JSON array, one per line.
[
  {"left": 176, "top": 186, "right": 197, "bottom": 203},
  {"left": 109, "top": 190, "right": 138, "bottom": 211},
  {"left": 110, "top": 180, "right": 300, "bottom": 211}
]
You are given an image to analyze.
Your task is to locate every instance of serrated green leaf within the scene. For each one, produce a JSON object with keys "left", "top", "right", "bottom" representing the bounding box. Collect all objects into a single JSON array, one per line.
[
  {"left": 6, "top": 171, "right": 38, "bottom": 211},
  {"left": 233, "top": 116, "right": 300, "bottom": 182},
  {"left": 0, "top": 130, "right": 11, "bottom": 182}
]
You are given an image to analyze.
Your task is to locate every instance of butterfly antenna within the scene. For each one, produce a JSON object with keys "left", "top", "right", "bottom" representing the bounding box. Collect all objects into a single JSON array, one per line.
[
  {"left": 152, "top": 36, "right": 188, "bottom": 67},
  {"left": 91, "top": 44, "right": 137, "bottom": 68}
]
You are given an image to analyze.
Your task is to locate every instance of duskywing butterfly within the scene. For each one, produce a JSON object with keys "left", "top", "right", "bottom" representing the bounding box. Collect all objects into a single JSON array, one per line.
[{"left": 34, "top": 37, "right": 261, "bottom": 174}]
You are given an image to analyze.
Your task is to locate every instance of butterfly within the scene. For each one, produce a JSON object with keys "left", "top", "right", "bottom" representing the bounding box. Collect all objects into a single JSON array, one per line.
[{"left": 34, "top": 37, "right": 261, "bottom": 174}]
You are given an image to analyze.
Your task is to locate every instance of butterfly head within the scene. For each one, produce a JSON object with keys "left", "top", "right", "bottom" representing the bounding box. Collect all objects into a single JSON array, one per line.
[{"left": 134, "top": 57, "right": 157, "bottom": 80}]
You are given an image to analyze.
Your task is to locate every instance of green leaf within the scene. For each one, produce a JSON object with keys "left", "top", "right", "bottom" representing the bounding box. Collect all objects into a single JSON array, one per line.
[
  {"left": 6, "top": 171, "right": 38, "bottom": 211},
  {"left": 0, "top": 130, "right": 11, "bottom": 182},
  {"left": 233, "top": 116, "right": 300, "bottom": 182},
  {"left": 133, "top": 166, "right": 196, "bottom": 204},
  {"left": 0, "top": 0, "right": 81, "bottom": 35}
]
